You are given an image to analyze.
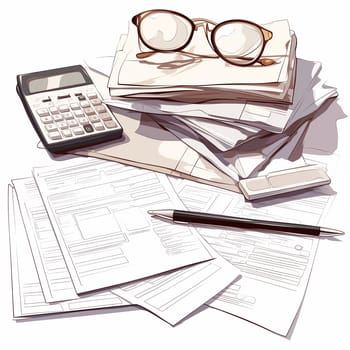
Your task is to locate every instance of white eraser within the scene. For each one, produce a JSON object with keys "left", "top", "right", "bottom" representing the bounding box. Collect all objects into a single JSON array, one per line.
[{"left": 239, "top": 164, "right": 331, "bottom": 200}]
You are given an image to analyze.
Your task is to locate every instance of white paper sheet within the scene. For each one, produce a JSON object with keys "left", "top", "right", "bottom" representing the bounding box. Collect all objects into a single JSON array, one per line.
[
  {"left": 171, "top": 178, "right": 335, "bottom": 335},
  {"left": 32, "top": 158, "right": 214, "bottom": 293},
  {"left": 89, "top": 56, "right": 311, "bottom": 137},
  {"left": 12, "top": 177, "right": 80, "bottom": 302},
  {"left": 104, "top": 59, "right": 318, "bottom": 135},
  {"left": 112, "top": 242, "right": 241, "bottom": 325},
  {"left": 11, "top": 176, "right": 240, "bottom": 325},
  {"left": 8, "top": 185, "right": 130, "bottom": 318},
  {"left": 154, "top": 80, "right": 337, "bottom": 179},
  {"left": 106, "top": 21, "right": 296, "bottom": 104},
  {"left": 114, "top": 20, "right": 293, "bottom": 86}
]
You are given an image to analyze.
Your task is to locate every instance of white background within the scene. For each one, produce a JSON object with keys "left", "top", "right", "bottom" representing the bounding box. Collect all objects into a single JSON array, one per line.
[{"left": 1, "top": 1, "right": 349, "bottom": 349}]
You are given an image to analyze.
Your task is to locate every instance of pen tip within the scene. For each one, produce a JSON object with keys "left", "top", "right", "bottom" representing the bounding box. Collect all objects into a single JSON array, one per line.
[{"left": 320, "top": 227, "right": 345, "bottom": 237}]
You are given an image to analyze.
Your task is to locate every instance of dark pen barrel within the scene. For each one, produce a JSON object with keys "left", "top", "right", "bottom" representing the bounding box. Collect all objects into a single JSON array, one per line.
[{"left": 173, "top": 210, "right": 320, "bottom": 236}]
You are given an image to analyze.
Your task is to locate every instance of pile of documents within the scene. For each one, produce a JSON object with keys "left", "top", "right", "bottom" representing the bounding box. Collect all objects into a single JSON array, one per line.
[
  {"left": 103, "top": 18, "right": 338, "bottom": 189},
  {"left": 9, "top": 158, "right": 240, "bottom": 325},
  {"left": 9, "top": 16, "right": 343, "bottom": 338},
  {"left": 108, "top": 20, "right": 297, "bottom": 104},
  {"left": 9, "top": 156, "right": 336, "bottom": 336}
]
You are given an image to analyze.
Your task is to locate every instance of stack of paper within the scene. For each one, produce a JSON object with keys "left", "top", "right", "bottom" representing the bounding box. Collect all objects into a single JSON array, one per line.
[
  {"left": 8, "top": 156, "right": 336, "bottom": 336},
  {"left": 148, "top": 60, "right": 337, "bottom": 180},
  {"left": 8, "top": 15, "right": 343, "bottom": 339},
  {"left": 103, "top": 18, "right": 338, "bottom": 187},
  {"left": 9, "top": 158, "right": 240, "bottom": 325},
  {"left": 108, "top": 20, "right": 297, "bottom": 104},
  {"left": 104, "top": 59, "right": 337, "bottom": 181}
]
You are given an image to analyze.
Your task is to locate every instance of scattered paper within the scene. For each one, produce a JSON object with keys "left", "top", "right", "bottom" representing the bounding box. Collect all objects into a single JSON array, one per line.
[
  {"left": 171, "top": 176, "right": 335, "bottom": 335},
  {"left": 8, "top": 185, "right": 130, "bottom": 318}
]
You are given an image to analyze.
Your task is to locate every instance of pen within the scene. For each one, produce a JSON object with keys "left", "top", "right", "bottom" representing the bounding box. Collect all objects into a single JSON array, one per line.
[{"left": 147, "top": 209, "right": 344, "bottom": 237}]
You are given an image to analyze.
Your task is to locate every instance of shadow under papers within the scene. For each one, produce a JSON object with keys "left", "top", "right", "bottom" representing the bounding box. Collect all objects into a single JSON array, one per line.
[
  {"left": 302, "top": 98, "right": 348, "bottom": 155},
  {"left": 213, "top": 96, "right": 346, "bottom": 180},
  {"left": 15, "top": 304, "right": 139, "bottom": 323},
  {"left": 285, "top": 297, "right": 305, "bottom": 339},
  {"left": 261, "top": 96, "right": 347, "bottom": 175},
  {"left": 220, "top": 95, "right": 343, "bottom": 160},
  {"left": 265, "top": 94, "right": 348, "bottom": 161},
  {"left": 108, "top": 106, "right": 188, "bottom": 143}
]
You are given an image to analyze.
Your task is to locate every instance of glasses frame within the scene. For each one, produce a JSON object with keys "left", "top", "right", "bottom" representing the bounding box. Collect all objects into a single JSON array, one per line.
[{"left": 132, "top": 9, "right": 274, "bottom": 66}]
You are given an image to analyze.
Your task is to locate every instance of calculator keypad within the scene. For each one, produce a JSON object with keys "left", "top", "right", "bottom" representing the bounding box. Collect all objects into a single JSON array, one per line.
[{"left": 32, "top": 88, "right": 120, "bottom": 142}]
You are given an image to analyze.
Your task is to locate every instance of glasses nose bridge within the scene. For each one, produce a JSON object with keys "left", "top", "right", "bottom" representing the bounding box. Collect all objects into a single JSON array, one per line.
[{"left": 192, "top": 18, "right": 216, "bottom": 32}]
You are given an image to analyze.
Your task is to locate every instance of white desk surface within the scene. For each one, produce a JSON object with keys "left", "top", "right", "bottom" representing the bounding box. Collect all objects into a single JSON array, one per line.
[{"left": 1, "top": 1, "right": 349, "bottom": 349}]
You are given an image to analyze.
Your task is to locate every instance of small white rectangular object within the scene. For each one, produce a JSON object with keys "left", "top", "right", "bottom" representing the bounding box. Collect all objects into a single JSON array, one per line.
[{"left": 239, "top": 164, "right": 331, "bottom": 200}]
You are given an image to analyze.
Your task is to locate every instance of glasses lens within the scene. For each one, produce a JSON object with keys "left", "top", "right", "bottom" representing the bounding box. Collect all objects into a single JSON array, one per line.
[
  {"left": 139, "top": 11, "right": 193, "bottom": 51},
  {"left": 212, "top": 21, "right": 264, "bottom": 65}
]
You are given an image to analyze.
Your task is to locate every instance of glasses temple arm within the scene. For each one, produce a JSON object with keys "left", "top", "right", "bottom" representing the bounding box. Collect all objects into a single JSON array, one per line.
[
  {"left": 136, "top": 52, "right": 157, "bottom": 59},
  {"left": 261, "top": 28, "right": 273, "bottom": 41},
  {"left": 136, "top": 51, "right": 276, "bottom": 65}
]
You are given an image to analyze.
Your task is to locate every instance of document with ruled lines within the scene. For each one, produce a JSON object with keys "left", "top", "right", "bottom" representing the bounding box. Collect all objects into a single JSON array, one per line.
[
  {"left": 112, "top": 240, "right": 240, "bottom": 325},
  {"left": 13, "top": 177, "right": 80, "bottom": 303},
  {"left": 172, "top": 178, "right": 335, "bottom": 335},
  {"left": 32, "top": 158, "right": 214, "bottom": 294},
  {"left": 8, "top": 185, "right": 130, "bottom": 318},
  {"left": 11, "top": 176, "right": 240, "bottom": 324}
]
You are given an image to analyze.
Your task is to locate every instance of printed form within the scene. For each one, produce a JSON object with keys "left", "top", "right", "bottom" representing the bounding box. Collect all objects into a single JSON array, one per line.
[
  {"left": 13, "top": 177, "right": 82, "bottom": 302},
  {"left": 112, "top": 240, "right": 240, "bottom": 325},
  {"left": 32, "top": 158, "right": 225, "bottom": 294},
  {"left": 172, "top": 179, "right": 335, "bottom": 335},
  {"left": 8, "top": 185, "right": 129, "bottom": 318},
  {"left": 11, "top": 176, "right": 240, "bottom": 324}
]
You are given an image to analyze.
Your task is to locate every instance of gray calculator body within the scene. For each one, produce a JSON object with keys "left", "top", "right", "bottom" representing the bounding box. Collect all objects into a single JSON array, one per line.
[{"left": 17, "top": 65, "right": 123, "bottom": 153}]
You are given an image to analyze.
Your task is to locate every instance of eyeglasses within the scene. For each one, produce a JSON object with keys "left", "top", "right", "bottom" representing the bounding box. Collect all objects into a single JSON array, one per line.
[{"left": 132, "top": 9, "right": 275, "bottom": 66}]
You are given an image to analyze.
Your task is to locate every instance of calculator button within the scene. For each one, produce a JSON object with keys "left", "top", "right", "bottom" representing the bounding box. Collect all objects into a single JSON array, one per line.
[
  {"left": 58, "top": 94, "right": 70, "bottom": 99},
  {"left": 45, "top": 124, "right": 58, "bottom": 131},
  {"left": 104, "top": 120, "right": 117, "bottom": 129},
  {"left": 88, "top": 115, "right": 100, "bottom": 123},
  {"left": 74, "top": 110, "right": 85, "bottom": 117},
  {"left": 83, "top": 124, "right": 94, "bottom": 133},
  {"left": 99, "top": 113, "right": 112, "bottom": 121},
  {"left": 49, "top": 106, "right": 59, "bottom": 114},
  {"left": 84, "top": 107, "right": 95, "bottom": 116},
  {"left": 78, "top": 117, "right": 89, "bottom": 125},
  {"left": 62, "top": 129, "right": 72, "bottom": 137},
  {"left": 67, "top": 119, "right": 79, "bottom": 127},
  {"left": 58, "top": 104, "right": 69, "bottom": 112},
  {"left": 72, "top": 127, "right": 84, "bottom": 135},
  {"left": 94, "top": 122, "right": 105, "bottom": 131},
  {"left": 48, "top": 131, "right": 62, "bottom": 140},
  {"left": 77, "top": 95, "right": 86, "bottom": 101},
  {"left": 37, "top": 108, "right": 49, "bottom": 117},
  {"left": 90, "top": 98, "right": 102, "bottom": 106},
  {"left": 40, "top": 116, "right": 53, "bottom": 124},
  {"left": 57, "top": 121, "right": 68, "bottom": 129},
  {"left": 53, "top": 114, "right": 64, "bottom": 122},
  {"left": 63, "top": 112, "right": 74, "bottom": 120},
  {"left": 70, "top": 102, "right": 80, "bottom": 110},
  {"left": 87, "top": 92, "right": 97, "bottom": 99},
  {"left": 95, "top": 105, "right": 106, "bottom": 114},
  {"left": 80, "top": 101, "right": 90, "bottom": 108}
]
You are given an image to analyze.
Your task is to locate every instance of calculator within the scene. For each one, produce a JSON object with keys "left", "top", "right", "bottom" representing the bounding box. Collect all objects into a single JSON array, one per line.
[{"left": 16, "top": 65, "right": 123, "bottom": 153}]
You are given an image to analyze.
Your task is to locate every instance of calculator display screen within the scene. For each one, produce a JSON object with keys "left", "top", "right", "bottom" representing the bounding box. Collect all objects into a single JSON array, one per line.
[{"left": 28, "top": 71, "right": 87, "bottom": 94}]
